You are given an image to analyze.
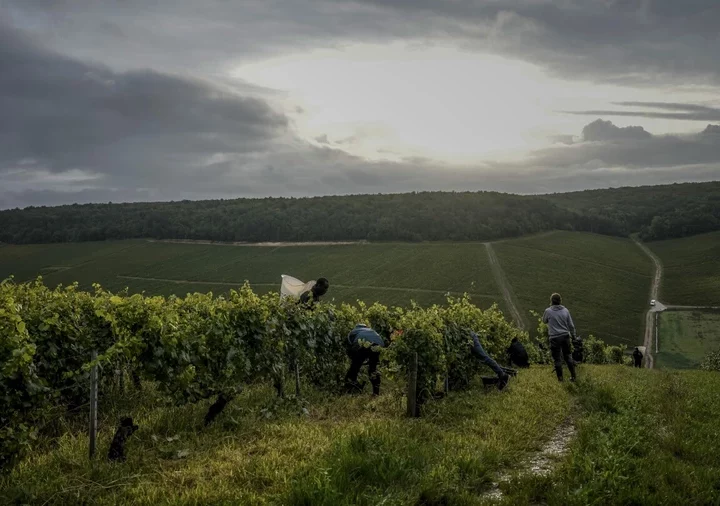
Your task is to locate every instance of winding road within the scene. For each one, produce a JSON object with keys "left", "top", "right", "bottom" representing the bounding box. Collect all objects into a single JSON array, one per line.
[
  {"left": 484, "top": 243, "right": 526, "bottom": 330},
  {"left": 632, "top": 237, "right": 663, "bottom": 369}
]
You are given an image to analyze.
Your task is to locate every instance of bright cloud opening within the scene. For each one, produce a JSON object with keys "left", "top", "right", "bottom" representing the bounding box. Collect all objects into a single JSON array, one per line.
[{"left": 233, "top": 42, "right": 708, "bottom": 163}]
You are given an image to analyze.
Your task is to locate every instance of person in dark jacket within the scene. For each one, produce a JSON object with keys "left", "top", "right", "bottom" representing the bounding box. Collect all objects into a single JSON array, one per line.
[
  {"left": 471, "top": 331, "right": 509, "bottom": 390},
  {"left": 633, "top": 347, "right": 643, "bottom": 368},
  {"left": 507, "top": 337, "right": 530, "bottom": 368},
  {"left": 542, "top": 293, "right": 577, "bottom": 382},
  {"left": 571, "top": 335, "right": 584, "bottom": 363},
  {"left": 299, "top": 278, "right": 329, "bottom": 309},
  {"left": 345, "top": 324, "right": 386, "bottom": 396}
]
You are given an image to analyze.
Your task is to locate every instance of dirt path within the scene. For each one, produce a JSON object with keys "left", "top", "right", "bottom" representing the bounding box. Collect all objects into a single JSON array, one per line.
[
  {"left": 484, "top": 418, "right": 576, "bottom": 501},
  {"left": 116, "top": 275, "right": 494, "bottom": 297},
  {"left": 484, "top": 243, "right": 526, "bottom": 330},
  {"left": 632, "top": 236, "right": 663, "bottom": 369}
]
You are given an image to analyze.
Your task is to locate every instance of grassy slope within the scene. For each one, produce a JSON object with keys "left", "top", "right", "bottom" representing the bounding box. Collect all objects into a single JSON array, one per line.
[
  {"left": 0, "top": 241, "right": 505, "bottom": 311},
  {"left": 492, "top": 231, "right": 652, "bottom": 347},
  {"left": 2, "top": 366, "right": 720, "bottom": 505},
  {"left": 503, "top": 366, "right": 720, "bottom": 506},
  {"left": 648, "top": 231, "right": 720, "bottom": 306},
  {"left": 656, "top": 310, "right": 720, "bottom": 369}
]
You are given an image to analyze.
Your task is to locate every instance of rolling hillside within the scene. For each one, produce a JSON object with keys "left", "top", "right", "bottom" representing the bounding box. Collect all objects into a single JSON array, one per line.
[
  {"left": 3, "top": 181, "right": 720, "bottom": 244},
  {"left": 492, "top": 231, "right": 652, "bottom": 346},
  {"left": 0, "top": 240, "right": 505, "bottom": 311},
  {"left": 0, "top": 231, "right": 668, "bottom": 345}
]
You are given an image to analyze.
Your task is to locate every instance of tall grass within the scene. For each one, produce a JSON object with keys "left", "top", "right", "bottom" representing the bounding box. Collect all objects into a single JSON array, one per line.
[
  {"left": 501, "top": 367, "right": 720, "bottom": 505},
  {"left": 1, "top": 369, "right": 570, "bottom": 505},
  {"left": 3, "top": 366, "right": 720, "bottom": 505}
]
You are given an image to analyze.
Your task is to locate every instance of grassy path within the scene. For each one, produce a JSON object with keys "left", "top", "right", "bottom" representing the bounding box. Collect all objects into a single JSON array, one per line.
[{"left": 484, "top": 242, "right": 526, "bottom": 330}]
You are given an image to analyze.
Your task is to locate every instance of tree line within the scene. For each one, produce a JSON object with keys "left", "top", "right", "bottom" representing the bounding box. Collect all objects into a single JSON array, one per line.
[
  {"left": 543, "top": 181, "right": 720, "bottom": 241},
  {"left": 1, "top": 182, "right": 718, "bottom": 244}
]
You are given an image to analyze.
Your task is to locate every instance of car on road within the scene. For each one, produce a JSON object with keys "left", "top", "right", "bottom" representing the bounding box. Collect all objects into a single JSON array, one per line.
[{"left": 650, "top": 299, "right": 656, "bottom": 306}]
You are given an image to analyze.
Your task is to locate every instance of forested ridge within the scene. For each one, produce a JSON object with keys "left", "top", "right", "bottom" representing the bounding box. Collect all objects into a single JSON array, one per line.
[
  {"left": 545, "top": 181, "right": 720, "bottom": 241},
  {"left": 1, "top": 181, "right": 718, "bottom": 244}
]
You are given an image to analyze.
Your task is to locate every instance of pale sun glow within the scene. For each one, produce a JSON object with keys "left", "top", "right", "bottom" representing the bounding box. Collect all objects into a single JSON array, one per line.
[{"left": 233, "top": 42, "right": 708, "bottom": 164}]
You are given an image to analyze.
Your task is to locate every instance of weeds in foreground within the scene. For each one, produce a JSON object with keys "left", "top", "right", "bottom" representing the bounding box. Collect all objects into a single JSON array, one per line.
[
  {"left": 3, "top": 366, "right": 720, "bottom": 505},
  {"left": 1, "top": 368, "right": 569, "bottom": 505},
  {"left": 501, "top": 367, "right": 720, "bottom": 506}
]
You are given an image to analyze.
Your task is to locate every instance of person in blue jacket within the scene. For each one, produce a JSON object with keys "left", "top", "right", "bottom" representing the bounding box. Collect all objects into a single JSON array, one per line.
[{"left": 345, "top": 324, "right": 386, "bottom": 396}]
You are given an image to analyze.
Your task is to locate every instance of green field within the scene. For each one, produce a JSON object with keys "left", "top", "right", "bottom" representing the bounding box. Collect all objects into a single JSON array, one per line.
[
  {"left": 0, "top": 240, "right": 505, "bottom": 311},
  {"left": 0, "top": 232, "right": 660, "bottom": 346},
  {"left": 493, "top": 231, "right": 652, "bottom": 346},
  {"left": 649, "top": 231, "right": 720, "bottom": 306},
  {"left": 656, "top": 310, "right": 720, "bottom": 369},
  {"left": 2, "top": 367, "right": 720, "bottom": 505}
]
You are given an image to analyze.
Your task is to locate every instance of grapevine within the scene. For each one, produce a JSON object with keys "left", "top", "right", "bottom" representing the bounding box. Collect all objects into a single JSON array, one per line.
[{"left": 0, "top": 278, "right": 621, "bottom": 469}]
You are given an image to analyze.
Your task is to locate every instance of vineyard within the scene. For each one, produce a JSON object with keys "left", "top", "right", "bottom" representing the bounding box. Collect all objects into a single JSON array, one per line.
[
  {"left": 649, "top": 230, "right": 720, "bottom": 306},
  {"left": 1, "top": 277, "right": 548, "bottom": 469},
  {"left": 0, "top": 231, "right": 666, "bottom": 345},
  {"left": 0, "top": 278, "right": 690, "bottom": 505},
  {"left": 492, "top": 231, "right": 652, "bottom": 345},
  {"left": 0, "top": 240, "right": 505, "bottom": 309}
]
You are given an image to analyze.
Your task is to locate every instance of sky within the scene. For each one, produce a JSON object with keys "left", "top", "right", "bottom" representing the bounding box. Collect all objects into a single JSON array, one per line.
[{"left": 2, "top": 0, "right": 720, "bottom": 208}]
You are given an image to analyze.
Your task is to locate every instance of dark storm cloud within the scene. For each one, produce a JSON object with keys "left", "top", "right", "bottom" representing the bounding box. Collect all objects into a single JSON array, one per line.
[
  {"left": 512, "top": 120, "right": 720, "bottom": 172},
  {"left": 480, "top": 117, "right": 720, "bottom": 193},
  {"left": 0, "top": 22, "right": 287, "bottom": 181},
  {"left": 581, "top": 120, "right": 652, "bottom": 142},
  {"left": 4, "top": 0, "right": 720, "bottom": 84},
  {"left": 1, "top": 0, "right": 416, "bottom": 75},
  {"left": 349, "top": 0, "right": 720, "bottom": 84}
]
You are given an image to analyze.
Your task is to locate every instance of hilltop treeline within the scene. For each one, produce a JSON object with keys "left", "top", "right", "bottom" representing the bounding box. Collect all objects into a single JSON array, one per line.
[
  {"left": 1, "top": 182, "right": 718, "bottom": 244},
  {"left": 545, "top": 181, "right": 720, "bottom": 241}
]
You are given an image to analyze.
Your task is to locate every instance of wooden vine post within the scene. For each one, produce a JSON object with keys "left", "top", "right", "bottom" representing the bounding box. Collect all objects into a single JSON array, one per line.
[
  {"left": 89, "top": 350, "right": 99, "bottom": 459},
  {"left": 407, "top": 352, "right": 418, "bottom": 418}
]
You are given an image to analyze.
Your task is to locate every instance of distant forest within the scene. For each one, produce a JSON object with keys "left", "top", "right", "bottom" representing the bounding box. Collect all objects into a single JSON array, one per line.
[{"left": 1, "top": 182, "right": 719, "bottom": 244}]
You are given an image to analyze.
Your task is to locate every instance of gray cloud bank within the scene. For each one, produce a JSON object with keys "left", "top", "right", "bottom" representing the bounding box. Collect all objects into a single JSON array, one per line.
[
  {"left": 519, "top": 115, "right": 720, "bottom": 164},
  {"left": 2, "top": 5, "right": 720, "bottom": 208},
  {"left": 4, "top": 0, "right": 720, "bottom": 86}
]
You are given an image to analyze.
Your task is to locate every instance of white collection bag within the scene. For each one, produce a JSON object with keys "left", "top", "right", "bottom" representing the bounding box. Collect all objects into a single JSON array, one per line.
[{"left": 280, "top": 274, "right": 315, "bottom": 299}]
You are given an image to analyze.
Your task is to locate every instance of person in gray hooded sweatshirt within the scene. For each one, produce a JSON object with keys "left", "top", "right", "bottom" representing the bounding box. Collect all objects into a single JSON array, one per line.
[{"left": 542, "top": 293, "right": 577, "bottom": 382}]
